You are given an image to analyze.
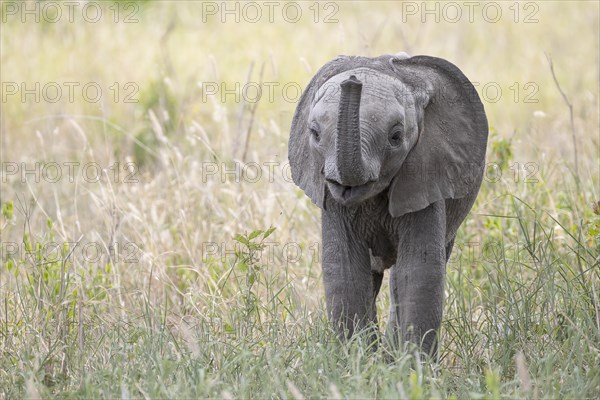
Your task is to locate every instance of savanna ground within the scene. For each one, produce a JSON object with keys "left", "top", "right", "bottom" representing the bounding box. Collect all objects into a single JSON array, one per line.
[{"left": 0, "top": 1, "right": 599, "bottom": 398}]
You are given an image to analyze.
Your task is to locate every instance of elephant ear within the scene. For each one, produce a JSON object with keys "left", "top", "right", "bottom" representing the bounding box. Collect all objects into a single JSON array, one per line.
[
  {"left": 288, "top": 55, "right": 369, "bottom": 209},
  {"left": 387, "top": 55, "right": 489, "bottom": 217}
]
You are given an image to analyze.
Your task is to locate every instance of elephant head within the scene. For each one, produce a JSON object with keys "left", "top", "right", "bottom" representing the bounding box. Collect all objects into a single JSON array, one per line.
[{"left": 289, "top": 55, "right": 488, "bottom": 216}]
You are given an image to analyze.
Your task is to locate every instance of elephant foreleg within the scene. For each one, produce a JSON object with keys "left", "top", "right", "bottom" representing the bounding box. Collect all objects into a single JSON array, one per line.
[
  {"left": 388, "top": 200, "right": 447, "bottom": 357},
  {"left": 322, "top": 209, "right": 375, "bottom": 338}
]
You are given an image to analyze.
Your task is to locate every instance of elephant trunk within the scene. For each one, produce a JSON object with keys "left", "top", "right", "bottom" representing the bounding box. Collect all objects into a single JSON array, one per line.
[{"left": 336, "top": 75, "right": 368, "bottom": 186}]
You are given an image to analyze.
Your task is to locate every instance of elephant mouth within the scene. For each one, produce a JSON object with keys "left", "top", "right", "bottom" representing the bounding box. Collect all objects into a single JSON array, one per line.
[{"left": 326, "top": 180, "right": 376, "bottom": 205}]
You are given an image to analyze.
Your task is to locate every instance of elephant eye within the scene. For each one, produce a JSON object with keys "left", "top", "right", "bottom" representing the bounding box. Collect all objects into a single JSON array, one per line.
[
  {"left": 309, "top": 121, "right": 321, "bottom": 142},
  {"left": 389, "top": 124, "right": 403, "bottom": 147}
]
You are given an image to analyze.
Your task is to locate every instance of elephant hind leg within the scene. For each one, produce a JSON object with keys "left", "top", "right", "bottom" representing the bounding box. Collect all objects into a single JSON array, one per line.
[
  {"left": 370, "top": 249, "right": 396, "bottom": 298},
  {"left": 445, "top": 238, "right": 456, "bottom": 263},
  {"left": 372, "top": 271, "right": 384, "bottom": 298},
  {"left": 370, "top": 253, "right": 387, "bottom": 298}
]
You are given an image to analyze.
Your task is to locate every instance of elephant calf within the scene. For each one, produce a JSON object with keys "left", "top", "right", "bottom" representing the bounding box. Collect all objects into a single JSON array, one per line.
[{"left": 288, "top": 54, "right": 488, "bottom": 356}]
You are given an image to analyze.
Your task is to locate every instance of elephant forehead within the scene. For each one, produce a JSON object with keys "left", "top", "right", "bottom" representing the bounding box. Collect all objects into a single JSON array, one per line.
[
  {"left": 327, "top": 67, "right": 396, "bottom": 85},
  {"left": 310, "top": 100, "right": 404, "bottom": 128},
  {"left": 315, "top": 68, "right": 410, "bottom": 104},
  {"left": 359, "top": 101, "right": 404, "bottom": 128}
]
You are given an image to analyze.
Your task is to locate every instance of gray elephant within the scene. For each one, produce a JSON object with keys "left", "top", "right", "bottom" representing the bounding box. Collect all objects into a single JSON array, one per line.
[{"left": 288, "top": 54, "right": 488, "bottom": 356}]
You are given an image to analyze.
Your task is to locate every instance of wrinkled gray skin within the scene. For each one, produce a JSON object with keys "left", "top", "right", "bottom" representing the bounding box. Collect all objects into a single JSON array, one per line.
[{"left": 289, "top": 54, "right": 488, "bottom": 356}]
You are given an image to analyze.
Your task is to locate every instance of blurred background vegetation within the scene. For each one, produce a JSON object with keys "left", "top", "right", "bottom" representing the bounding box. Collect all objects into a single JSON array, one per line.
[{"left": 0, "top": 1, "right": 598, "bottom": 398}]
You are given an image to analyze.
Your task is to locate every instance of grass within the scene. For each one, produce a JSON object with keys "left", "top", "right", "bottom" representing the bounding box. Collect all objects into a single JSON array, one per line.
[{"left": 1, "top": 1, "right": 599, "bottom": 398}]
